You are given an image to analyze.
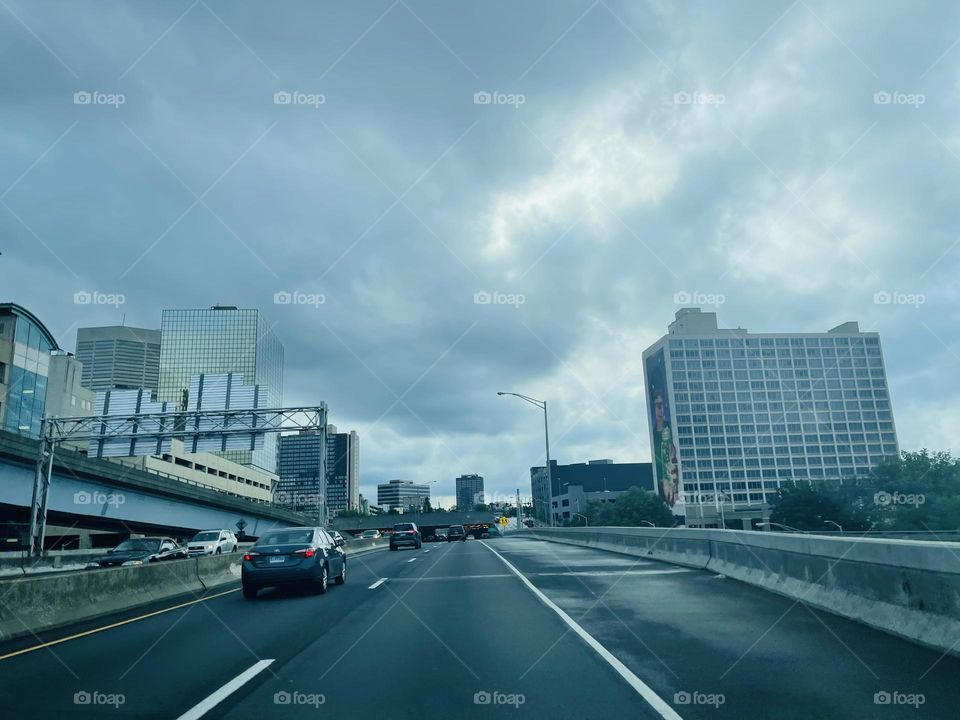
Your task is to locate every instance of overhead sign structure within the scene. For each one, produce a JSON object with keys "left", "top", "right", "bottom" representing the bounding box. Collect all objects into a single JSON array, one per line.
[{"left": 28, "top": 381, "right": 327, "bottom": 557}]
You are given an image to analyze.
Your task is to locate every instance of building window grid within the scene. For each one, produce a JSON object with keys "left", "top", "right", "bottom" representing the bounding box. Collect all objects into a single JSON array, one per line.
[{"left": 670, "top": 338, "right": 897, "bottom": 504}]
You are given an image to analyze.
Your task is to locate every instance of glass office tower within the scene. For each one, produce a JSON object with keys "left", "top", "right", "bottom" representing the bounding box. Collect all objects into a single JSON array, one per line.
[
  {"left": 0, "top": 303, "right": 58, "bottom": 438},
  {"left": 277, "top": 430, "right": 326, "bottom": 522},
  {"left": 158, "top": 306, "right": 284, "bottom": 472},
  {"left": 643, "top": 308, "right": 899, "bottom": 528}
]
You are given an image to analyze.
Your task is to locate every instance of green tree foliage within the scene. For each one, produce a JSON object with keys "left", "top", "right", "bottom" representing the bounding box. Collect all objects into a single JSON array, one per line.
[
  {"left": 768, "top": 451, "right": 960, "bottom": 532},
  {"left": 422, "top": 498, "right": 433, "bottom": 513},
  {"left": 585, "top": 486, "right": 676, "bottom": 527}
]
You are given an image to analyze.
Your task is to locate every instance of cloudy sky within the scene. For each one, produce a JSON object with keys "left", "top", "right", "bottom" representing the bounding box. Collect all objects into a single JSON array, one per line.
[{"left": 3, "top": 0, "right": 959, "bottom": 507}]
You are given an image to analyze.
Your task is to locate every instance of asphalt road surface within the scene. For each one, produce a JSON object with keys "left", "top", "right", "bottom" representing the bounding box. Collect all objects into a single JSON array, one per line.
[{"left": 0, "top": 536, "right": 956, "bottom": 719}]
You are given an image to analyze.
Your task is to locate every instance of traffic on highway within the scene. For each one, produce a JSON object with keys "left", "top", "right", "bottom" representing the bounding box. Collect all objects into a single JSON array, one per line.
[{"left": 1, "top": 533, "right": 957, "bottom": 719}]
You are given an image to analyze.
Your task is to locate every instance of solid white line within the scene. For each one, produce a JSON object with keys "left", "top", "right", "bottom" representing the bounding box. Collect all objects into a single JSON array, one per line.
[
  {"left": 479, "top": 541, "right": 684, "bottom": 720},
  {"left": 368, "top": 578, "right": 387, "bottom": 589},
  {"left": 175, "top": 658, "right": 274, "bottom": 720},
  {"left": 406, "top": 558, "right": 417, "bottom": 563}
]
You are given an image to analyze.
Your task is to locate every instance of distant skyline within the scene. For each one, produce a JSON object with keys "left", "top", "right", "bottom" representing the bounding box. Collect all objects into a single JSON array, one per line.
[{"left": 3, "top": 1, "right": 959, "bottom": 506}]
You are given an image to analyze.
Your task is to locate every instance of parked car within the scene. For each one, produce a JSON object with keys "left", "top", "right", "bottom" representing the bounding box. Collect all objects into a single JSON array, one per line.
[
  {"left": 390, "top": 522, "right": 421, "bottom": 550},
  {"left": 423, "top": 533, "right": 438, "bottom": 542},
  {"left": 435, "top": 528, "right": 449, "bottom": 541},
  {"left": 361, "top": 529, "right": 382, "bottom": 539},
  {"left": 446, "top": 525, "right": 467, "bottom": 542},
  {"left": 241, "top": 526, "right": 346, "bottom": 599},
  {"left": 187, "top": 529, "right": 238, "bottom": 556},
  {"left": 85, "top": 537, "right": 187, "bottom": 568}
]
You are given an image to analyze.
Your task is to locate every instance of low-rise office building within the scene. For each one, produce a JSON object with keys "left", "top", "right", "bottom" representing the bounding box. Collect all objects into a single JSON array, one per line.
[
  {"left": 109, "top": 438, "right": 276, "bottom": 503},
  {"left": 531, "top": 459, "right": 655, "bottom": 525},
  {"left": 377, "top": 479, "right": 431, "bottom": 512}
]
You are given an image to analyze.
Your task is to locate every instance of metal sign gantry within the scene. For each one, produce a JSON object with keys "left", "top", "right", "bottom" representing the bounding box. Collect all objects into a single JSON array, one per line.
[{"left": 28, "top": 405, "right": 327, "bottom": 556}]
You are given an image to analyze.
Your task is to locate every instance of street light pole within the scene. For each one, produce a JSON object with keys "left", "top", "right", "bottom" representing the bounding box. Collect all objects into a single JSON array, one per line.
[{"left": 498, "top": 392, "right": 553, "bottom": 528}]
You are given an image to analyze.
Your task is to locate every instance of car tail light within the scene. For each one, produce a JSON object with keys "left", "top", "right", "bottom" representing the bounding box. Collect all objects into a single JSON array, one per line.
[
  {"left": 295, "top": 548, "right": 317, "bottom": 558},
  {"left": 243, "top": 552, "right": 259, "bottom": 561}
]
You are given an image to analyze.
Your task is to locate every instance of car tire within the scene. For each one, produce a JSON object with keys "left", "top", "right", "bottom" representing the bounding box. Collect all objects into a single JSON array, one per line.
[
  {"left": 335, "top": 561, "right": 346, "bottom": 585},
  {"left": 242, "top": 584, "right": 258, "bottom": 600},
  {"left": 315, "top": 565, "right": 329, "bottom": 594},
  {"left": 215, "top": 547, "right": 222, "bottom": 555},
  {"left": 390, "top": 545, "right": 397, "bottom": 551}
]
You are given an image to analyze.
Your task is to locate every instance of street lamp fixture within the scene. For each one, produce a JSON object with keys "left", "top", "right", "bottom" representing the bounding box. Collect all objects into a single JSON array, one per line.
[
  {"left": 823, "top": 520, "right": 843, "bottom": 533},
  {"left": 498, "top": 391, "right": 553, "bottom": 527},
  {"left": 639, "top": 520, "right": 655, "bottom": 527}
]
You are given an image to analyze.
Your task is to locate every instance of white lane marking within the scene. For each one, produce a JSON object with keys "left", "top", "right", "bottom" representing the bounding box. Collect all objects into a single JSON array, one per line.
[
  {"left": 479, "top": 541, "right": 684, "bottom": 720},
  {"left": 424, "top": 549, "right": 431, "bottom": 553},
  {"left": 368, "top": 578, "right": 387, "bottom": 589},
  {"left": 176, "top": 658, "right": 274, "bottom": 720},
  {"left": 406, "top": 558, "right": 417, "bottom": 563}
]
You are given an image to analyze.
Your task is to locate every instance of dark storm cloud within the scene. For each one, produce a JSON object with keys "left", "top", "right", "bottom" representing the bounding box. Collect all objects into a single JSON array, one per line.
[{"left": 3, "top": 0, "right": 960, "bottom": 503}]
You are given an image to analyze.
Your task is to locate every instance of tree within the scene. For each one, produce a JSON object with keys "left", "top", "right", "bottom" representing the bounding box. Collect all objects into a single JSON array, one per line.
[
  {"left": 767, "top": 450, "right": 960, "bottom": 532},
  {"left": 473, "top": 503, "right": 488, "bottom": 512},
  {"left": 585, "top": 486, "right": 675, "bottom": 527},
  {"left": 768, "top": 482, "right": 871, "bottom": 531},
  {"left": 422, "top": 498, "right": 433, "bottom": 513}
]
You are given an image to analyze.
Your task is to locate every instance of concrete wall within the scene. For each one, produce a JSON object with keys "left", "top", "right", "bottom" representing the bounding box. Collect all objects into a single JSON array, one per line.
[
  {"left": 524, "top": 527, "right": 960, "bottom": 656},
  {"left": 0, "top": 539, "right": 386, "bottom": 642}
]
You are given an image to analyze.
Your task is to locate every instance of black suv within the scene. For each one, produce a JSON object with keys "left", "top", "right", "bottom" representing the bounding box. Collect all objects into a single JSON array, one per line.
[
  {"left": 390, "top": 522, "right": 421, "bottom": 550},
  {"left": 446, "top": 525, "right": 467, "bottom": 542}
]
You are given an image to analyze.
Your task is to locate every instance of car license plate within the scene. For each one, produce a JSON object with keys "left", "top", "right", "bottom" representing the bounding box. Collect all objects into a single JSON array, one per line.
[{"left": 269, "top": 556, "right": 285, "bottom": 564}]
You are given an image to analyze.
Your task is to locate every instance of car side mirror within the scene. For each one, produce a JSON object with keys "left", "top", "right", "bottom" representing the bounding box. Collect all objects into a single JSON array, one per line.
[{"left": 335, "top": 538, "right": 345, "bottom": 547}]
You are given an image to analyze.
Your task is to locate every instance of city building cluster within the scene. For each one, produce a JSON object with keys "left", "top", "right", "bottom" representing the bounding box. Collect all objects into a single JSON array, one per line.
[{"left": 0, "top": 302, "right": 361, "bottom": 522}]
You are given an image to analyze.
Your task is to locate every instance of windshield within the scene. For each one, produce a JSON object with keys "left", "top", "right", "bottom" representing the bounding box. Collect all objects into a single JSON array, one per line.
[
  {"left": 255, "top": 530, "right": 313, "bottom": 547},
  {"left": 114, "top": 539, "right": 160, "bottom": 553},
  {"left": 12, "top": 4, "right": 960, "bottom": 719},
  {"left": 192, "top": 532, "right": 219, "bottom": 542}
]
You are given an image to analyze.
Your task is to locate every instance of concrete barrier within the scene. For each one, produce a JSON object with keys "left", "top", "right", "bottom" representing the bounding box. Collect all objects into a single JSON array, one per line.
[
  {"left": 523, "top": 527, "right": 960, "bottom": 656},
  {"left": 0, "top": 557, "right": 206, "bottom": 643},
  {"left": 0, "top": 550, "right": 104, "bottom": 577},
  {"left": 0, "top": 537, "right": 389, "bottom": 643}
]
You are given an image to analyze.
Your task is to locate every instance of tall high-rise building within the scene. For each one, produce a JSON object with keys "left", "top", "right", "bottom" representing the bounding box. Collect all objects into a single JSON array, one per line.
[
  {"left": 325, "top": 425, "right": 360, "bottom": 515},
  {"left": 642, "top": 308, "right": 899, "bottom": 528},
  {"left": 75, "top": 326, "right": 161, "bottom": 394},
  {"left": 277, "top": 430, "right": 326, "bottom": 522},
  {"left": 158, "top": 306, "right": 284, "bottom": 472},
  {"left": 377, "top": 479, "right": 430, "bottom": 512},
  {"left": 455, "top": 473, "right": 484, "bottom": 510},
  {"left": 0, "top": 303, "right": 58, "bottom": 438}
]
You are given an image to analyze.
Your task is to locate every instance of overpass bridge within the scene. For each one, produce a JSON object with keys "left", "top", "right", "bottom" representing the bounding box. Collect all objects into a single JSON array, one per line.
[{"left": 0, "top": 431, "right": 311, "bottom": 549}]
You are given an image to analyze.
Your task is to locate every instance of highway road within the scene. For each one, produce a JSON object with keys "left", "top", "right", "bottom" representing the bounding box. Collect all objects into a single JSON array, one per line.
[{"left": 0, "top": 536, "right": 957, "bottom": 719}]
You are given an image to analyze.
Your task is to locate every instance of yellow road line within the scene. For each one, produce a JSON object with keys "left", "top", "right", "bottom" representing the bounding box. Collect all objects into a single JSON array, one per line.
[{"left": 0, "top": 587, "right": 239, "bottom": 661}]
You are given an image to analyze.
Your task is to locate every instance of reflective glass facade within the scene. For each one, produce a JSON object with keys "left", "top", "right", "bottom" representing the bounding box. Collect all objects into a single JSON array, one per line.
[
  {"left": 158, "top": 308, "right": 284, "bottom": 472},
  {"left": 0, "top": 304, "right": 58, "bottom": 438},
  {"left": 644, "top": 311, "right": 900, "bottom": 511},
  {"left": 277, "top": 431, "right": 326, "bottom": 521}
]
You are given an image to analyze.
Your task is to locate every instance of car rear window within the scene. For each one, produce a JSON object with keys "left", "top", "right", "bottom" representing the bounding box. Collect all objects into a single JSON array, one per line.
[
  {"left": 394, "top": 523, "right": 415, "bottom": 532},
  {"left": 255, "top": 530, "right": 314, "bottom": 546}
]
